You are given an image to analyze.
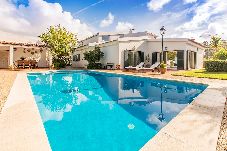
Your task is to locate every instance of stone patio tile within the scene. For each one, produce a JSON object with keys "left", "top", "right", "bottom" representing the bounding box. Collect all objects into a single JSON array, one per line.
[
  {"left": 0, "top": 73, "right": 51, "bottom": 151},
  {"left": 140, "top": 131, "right": 198, "bottom": 151},
  {"left": 160, "top": 104, "right": 223, "bottom": 151},
  {"left": 0, "top": 101, "right": 51, "bottom": 151},
  {"left": 191, "top": 87, "right": 226, "bottom": 117}
]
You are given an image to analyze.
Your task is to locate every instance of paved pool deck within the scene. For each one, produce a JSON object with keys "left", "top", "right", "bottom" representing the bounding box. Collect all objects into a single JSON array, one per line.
[
  {"left": 0, "top": 73, "right": 51, "bottom": 151},
  {"left": 0, "top": 70, "right": 226, "bottom": 151}
]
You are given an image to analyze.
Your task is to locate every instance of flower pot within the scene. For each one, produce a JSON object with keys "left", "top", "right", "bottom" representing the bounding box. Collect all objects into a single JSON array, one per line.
[
  {"left": 160, "top": 68, "right": 167, "bottom": 74},
  {"left": 116, "top": 64, "right": 120, "bottom": 70}
]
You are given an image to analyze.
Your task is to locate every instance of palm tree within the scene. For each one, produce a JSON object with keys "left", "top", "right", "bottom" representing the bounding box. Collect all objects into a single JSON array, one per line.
[{"left": 210, "top": 36, "right": 222, "bottom": 51}]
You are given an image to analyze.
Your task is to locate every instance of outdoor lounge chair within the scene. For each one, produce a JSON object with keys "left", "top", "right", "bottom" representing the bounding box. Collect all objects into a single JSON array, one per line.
[
  {"left": 125, "top": 62, "right": 144, "bottom": 70},
  {"left": 138, "top": 62, "right": 160, "bottom": 72}
]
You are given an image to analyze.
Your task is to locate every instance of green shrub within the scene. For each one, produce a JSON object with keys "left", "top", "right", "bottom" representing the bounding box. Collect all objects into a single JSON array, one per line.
[
  {"left": 53, "top": 62, "right": 61, "bottom": 69},
  {"left": 213, "top": 48, "right": 227, "bottom": 60},
  {"left": 84, "top": 46, "right": 104, "bottom": 69},
  {"left": 204, "top": 60, "right": 227, "bottom": 72},
  {"left": 87, "top": 63, "right": 102, "bottom": 69},
  {"left": 53, "top": 57, "right": 67, "bottom": 69}
]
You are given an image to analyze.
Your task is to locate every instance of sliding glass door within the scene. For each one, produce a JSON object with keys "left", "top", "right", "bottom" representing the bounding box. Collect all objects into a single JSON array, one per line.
[{"left": 124, "top": 50, "right": 144, "bottom": 67}]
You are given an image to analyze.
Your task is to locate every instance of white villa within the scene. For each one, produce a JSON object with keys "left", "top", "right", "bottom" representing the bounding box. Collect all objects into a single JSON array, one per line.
[
  {"left": 72, "top": 31, "right": 205, "bottom": 70},
  {"left": 0, "top": 31, "right": 205, "bottom": 70},
  {"left": 0, "top": 41, "right": 50, "bottom": 68}
]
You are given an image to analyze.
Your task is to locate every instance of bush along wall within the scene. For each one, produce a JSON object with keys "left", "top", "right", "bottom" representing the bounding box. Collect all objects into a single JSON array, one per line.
[{"left": 204, "top": 60, "right": 227, "bottom": 72}]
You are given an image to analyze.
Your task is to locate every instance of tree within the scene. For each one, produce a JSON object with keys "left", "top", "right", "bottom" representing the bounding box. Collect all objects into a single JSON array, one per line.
[
  {"left": 210, "top": 36, "right": 222, "bottom": 51},
  {"left": 213, "top": 48, "right": 227, "bottom": 60},
  {"left": 84, "top": 46, "right": 104, "bottom": 69},
  {"left": 39, "top": 25, "right": 77, "bottom": 68}
]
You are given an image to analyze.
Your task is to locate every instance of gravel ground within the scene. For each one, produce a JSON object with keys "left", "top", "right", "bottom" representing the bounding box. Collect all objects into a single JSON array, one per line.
[
  {"left": 217, "top": 102, "right": 227, "bottom": 151},
  {"left": 0, "top": 70, "right": 17, "bottom": 113},
  {"left": 0, "top": 68, "right": 48, "bottom": 113},
  {"left": 216, "top": 88, "right": 227, "bottom": 151}
]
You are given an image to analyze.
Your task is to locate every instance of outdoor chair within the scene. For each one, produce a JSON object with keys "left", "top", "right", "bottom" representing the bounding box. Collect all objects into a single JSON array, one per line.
[
  {"left": 106, "top": 63, "right": 114, "bottom": 69},
  {"left": 137, "top": 62, "right": 160, "bottom": 72},
  {"left": 125, "top": 62, "right": 144, "bottom": 71}
]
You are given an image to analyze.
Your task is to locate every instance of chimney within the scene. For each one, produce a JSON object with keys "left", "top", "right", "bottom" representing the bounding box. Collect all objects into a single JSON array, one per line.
[{"left": 129, "top": 28, "right": 135, "bottom": 34}]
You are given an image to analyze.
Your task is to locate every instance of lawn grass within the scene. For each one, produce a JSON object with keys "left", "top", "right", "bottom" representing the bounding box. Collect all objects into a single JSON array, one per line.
[{"left": 172, "top": 69, "right": 227, "bottom": 80}]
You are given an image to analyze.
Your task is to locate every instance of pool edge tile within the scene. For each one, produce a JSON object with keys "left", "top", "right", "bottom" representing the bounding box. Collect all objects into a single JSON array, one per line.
[{"left": 0, "top": 73, "right": 51, "bottom": 151}]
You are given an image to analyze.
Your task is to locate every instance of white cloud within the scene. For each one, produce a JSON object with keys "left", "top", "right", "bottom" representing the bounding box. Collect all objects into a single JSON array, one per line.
[
  {"left": 147, "top": 0, "right": 171, "bottom": 12},
  {"left": 176, "top": 0, "right": 227, "bottom": 41},
  {"left": 100, "top": 12, "right": 114, "bottom": 28},
  {"left": 115, "top": 22, "right": 134, "bottom": 33},
  {"left": 183, "top": 0, "right": 197, "bottom": 4},
  {"left": 0, "top": 0, "right": 93, "bottom": 42},
  {"left": 143, "top": 0, "right": 227, "bottom": 42}
]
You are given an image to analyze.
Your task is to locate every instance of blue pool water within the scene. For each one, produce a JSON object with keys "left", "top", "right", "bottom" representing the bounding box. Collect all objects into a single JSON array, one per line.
[{"left": 27, "top": 71, "right": 207, "bottom": 151}]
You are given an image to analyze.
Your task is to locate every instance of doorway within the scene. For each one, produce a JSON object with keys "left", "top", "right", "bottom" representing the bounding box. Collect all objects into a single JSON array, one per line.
[
  {"left": 124, "top": 50, "right": 144, "bottom": 67},
  {"left": 152, "top": 52, "right": 158, "bottom": 64},
  {"left": 188, "top": 51, "right": 197, "bottom": 69},
  {"left": 176, "top": 50, "right": 184, "bottom": 70},
  {"left": 0, "top": 51, "right": 9, "bottom": 68}
]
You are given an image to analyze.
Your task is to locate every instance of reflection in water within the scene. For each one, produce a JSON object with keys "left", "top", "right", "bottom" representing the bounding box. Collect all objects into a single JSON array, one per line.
[
  {"left": 29, "top": 72, "right": 206, "bottom": 128},
  {"left": 28, "top": 71, "right": 207, "bottom": 151}
]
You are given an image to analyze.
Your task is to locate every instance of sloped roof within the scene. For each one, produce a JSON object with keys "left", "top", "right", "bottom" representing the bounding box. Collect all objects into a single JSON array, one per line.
[{"left": 0, "top": 41, "right": 46, "bottom": 47}]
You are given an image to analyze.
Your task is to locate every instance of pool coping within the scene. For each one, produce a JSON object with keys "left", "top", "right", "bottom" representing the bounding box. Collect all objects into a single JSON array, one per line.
[
  {"left": 0, "top": 70, "right": 226, "bottom": 151},
  {"left": 0, "top": 73, "right": 51, "bottom": 151}
]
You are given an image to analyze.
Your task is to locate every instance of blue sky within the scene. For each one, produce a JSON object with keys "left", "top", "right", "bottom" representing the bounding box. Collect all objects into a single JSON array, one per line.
[
  {"left": 14, "top": 0, "right": 198, "bottom": 31},
  {"left": 0, "top": 0, "right": 226, "bottom": 42}
]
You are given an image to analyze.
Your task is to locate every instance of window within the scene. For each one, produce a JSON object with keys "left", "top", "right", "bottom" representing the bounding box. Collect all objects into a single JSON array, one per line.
[
  {"left": 102, "top": 35, "right": 109, "bottom": 41},
  {"left": 73, "top": 54, "right": 80, "bottom": 61}
]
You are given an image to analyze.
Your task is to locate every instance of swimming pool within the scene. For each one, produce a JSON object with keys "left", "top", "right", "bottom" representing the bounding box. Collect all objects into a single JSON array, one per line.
[{"left": 27, "top": 71, "right": 207, "bottom": 151}]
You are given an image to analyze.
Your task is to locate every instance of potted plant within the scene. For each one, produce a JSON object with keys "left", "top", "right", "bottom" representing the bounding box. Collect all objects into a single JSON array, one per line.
[
  {"left": 116, "top": 64, "right": 121, "bottom": 70},
  {"left": 159, "top": 62, "right": 167, "bottom": 74}
]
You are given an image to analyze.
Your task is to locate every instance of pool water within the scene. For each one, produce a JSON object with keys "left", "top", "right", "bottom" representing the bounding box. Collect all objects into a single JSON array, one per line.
[{"left": 27, "top": 71, "right": 207, "bottom": 151}]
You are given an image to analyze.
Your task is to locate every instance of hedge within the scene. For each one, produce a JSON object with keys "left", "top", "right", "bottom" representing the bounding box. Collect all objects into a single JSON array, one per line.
[{"left": 204, "top": 60, "right": 227, "bottom": 72}]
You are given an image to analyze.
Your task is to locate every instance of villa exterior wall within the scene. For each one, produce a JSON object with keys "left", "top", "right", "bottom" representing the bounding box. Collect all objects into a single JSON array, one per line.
[
  {"left": 108, "top": 35, "right": 120, "bottom": 41},
  {"left": 72, "top": 47, "right": 93, "bottom": 68},
  {"left": 119, "top": 40, "right": 147, "bottom": 68},
  {"left": 186, "top": 43, "right": 204, "bottom": 69},
  {"left": 100, "top": 42, "right": 119, "bottom": 67},
  {"left": 147, "top": 40, "right": 204, "bottom": 69},
  {"left": 72, "top": 38, "right": 205, "bottom": 70},
  {"left": 196, "top": 50, "right": 204, "bottom": 69},
  {"left": 147, "top": 41, "right": 187, "bottom": 69},
  {"left": 72, "top": 42, "right": 120, "bottom": 69},
  {"left": 72, "top": 50, "right": 88, "bottom": 68},
  {"left": 146, "top": 41, "right": 187, "bottom": 52}
]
